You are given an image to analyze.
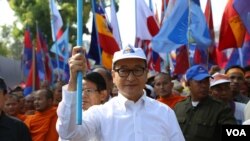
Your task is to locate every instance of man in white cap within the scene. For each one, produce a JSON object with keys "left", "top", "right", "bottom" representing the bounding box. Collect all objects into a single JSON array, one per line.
[
  {"left": 210, "top": 72, "right": 245, "bottom": 124},
  {"left": 57, "top": 46, "right": 185, "bottom": 141}
]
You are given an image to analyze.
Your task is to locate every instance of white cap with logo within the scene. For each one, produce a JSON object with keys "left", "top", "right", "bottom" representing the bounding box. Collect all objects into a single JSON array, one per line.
[
  {"left": 112, "top": 45, "right": 146, "bottom": 68},
  {"left": 210, "top": 72, "right": 231, "bottom": 87}
]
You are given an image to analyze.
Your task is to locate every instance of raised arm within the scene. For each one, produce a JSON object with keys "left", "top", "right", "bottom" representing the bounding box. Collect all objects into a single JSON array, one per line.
[{"left": 56, "top": 47, "right": 89, "bottom": 140}]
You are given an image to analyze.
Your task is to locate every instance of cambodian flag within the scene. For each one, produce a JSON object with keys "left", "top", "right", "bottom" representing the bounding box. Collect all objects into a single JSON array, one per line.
[{"left": 22, "top": 27, "right": 33, "bottom": 77}]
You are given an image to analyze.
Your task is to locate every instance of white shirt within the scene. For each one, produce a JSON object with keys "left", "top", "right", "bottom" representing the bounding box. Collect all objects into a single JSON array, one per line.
[
  {"left": 245, "top": 100, "right": 250, "bottom": 120},
  {"left": 234, "top": 101, "right": 246, "bottom": 124},
  {"left": 57, "top": 85, "right": 185, "bottom": 141}
]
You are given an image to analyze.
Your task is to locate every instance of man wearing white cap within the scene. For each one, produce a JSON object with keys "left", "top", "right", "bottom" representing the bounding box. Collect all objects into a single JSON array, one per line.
[
  {"left": 57, "top": 46, "right": 185, "bottom": 141},
  {"left": 210, "top": 72, "right": 245, "bottom": 124}
]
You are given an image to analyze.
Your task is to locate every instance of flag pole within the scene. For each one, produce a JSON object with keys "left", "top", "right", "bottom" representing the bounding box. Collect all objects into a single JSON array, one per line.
[
  {"left": 76, "top": 0, "right": 83, "bottom": 125},
  {"left": 36, "top": 22, "right": 47, "bottom": 81},
  {"left": 63, "top": 24, "right": 69, "bottom": 78},
  {"left": 32, "top": 32, "right": 36, "bottom": 93},
  {"left": 161, "top": 0, "right": 171, "bottom": 73}
]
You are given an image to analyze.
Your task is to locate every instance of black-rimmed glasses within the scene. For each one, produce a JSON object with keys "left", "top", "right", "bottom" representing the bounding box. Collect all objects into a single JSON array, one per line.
[
  {"left": 83, "top": 89, "right": 98, "bottom": 95},
  {"left": 114, "top": 67, "right": 146, "bottom": 77}
]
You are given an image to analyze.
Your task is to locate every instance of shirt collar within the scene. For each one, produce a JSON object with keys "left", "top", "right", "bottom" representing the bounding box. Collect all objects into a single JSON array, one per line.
[{"left": 117, "top": 90, "right": 148, "bottom": 112}]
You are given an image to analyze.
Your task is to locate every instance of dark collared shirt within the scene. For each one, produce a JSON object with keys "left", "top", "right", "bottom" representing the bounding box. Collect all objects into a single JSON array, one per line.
[
  {"left": 174, "top": 96, "right": 237, "bottom": 141},
  {"left": 0, "top": 112, "right": 32, "bottom": 141}
]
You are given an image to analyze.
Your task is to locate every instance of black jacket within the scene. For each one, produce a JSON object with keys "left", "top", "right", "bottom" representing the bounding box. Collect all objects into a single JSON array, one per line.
[
  {"left": 174, "top": 96, "right": 237, "bottom": 141},
  {"left": 0, "top": 112, "right": 32, "bottom": 141}
]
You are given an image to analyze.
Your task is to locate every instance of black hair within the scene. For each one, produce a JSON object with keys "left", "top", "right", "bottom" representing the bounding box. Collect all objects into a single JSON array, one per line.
[
  {"left": 244, "top": 65, "right": 250, "bottom": 72},
  {"left": 147, "top": 76, "right": 155, "bottom": 87},
  {"left": 92, "top": 66, "right": 112, "bottom": 81},
  {"left": 0, "top": 77, "right": 7, "bottom": 94},
  {"left": 84, "top": 72, "right": 107, "bottom": 92},
  {"left": 12, "top": 86, "right": 23, "bottom": 92},
  {"left": 9, "top": 86, "right": 24, "bottom": 97}
]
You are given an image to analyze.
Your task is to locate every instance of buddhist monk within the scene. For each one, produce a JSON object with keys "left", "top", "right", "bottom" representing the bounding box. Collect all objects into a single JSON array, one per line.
[
  {"left": 154, "top": 72, "right": 186, "bottom": 108},
  {"left": 4, "top": 94, "right": 26, "bottom": 121},
  {"left": 24, "top": 89, "right": 58, "bottom": 141}
]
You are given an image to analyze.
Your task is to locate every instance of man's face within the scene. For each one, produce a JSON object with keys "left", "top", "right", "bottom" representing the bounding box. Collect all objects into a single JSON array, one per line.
[
  {"left": 228, "top": 73, "right": 245, "bottom": 93},
  {"left": 82, "top": 80, "right": 106, "bottom": 110},
  {"left": 189, "top": 78, "right": 210, "bottom": 101},
  {"left": 4, "top": 96, "right": 19, "bottom": 116},
  {"left": 12, "top": 91, "right": 24, "bottom": 109},
  {"left": 24, "top": 95, "right": 34, "bottom": 110},
  {"left": 244, "top": 73, "right": 250, "bottom": 88},
  {"left": 210, "top": 83, "right": 232, "bottom": 102},
  {"left": 34, "top": 91, "right": 52, "bottom": 112},
  {"left": 112, "top": 58, "right": 148, "bottom": 102},
  {"left": 53, "top": 83, "right": 63, "bottom": 106},
  {"left": 154, "top": 74, "right": 173, "bottom": 97}
]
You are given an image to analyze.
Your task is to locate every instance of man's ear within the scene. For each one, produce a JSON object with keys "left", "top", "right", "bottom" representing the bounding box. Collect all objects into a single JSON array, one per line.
[{"left": 111, "top": 70, "right": 116, "bottom": 84}]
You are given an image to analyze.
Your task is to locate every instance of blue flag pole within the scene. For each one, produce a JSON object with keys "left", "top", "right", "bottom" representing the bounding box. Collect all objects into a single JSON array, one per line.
[{"left": 76, "top": 0, "right": 83, "bottom": 125}]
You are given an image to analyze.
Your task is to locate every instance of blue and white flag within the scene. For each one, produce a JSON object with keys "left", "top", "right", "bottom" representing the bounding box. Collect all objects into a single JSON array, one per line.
[
  {"left": 50, "top": 27, "right": 69, "bottom": 62},
  {"left": 151, "top": 0, "right": 211, "bottom": 53}
]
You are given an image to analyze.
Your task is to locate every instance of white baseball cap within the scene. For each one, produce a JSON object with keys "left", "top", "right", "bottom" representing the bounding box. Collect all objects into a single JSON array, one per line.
[
  {"left": 112, "top": 45, "right": 146, "bottom": 68},
  {"left": 210, "top": 72, "right": 231, "bottom": 87}
]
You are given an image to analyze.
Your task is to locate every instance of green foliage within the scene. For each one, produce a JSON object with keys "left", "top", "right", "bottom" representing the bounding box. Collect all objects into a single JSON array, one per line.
[
  {"left": 0, "top": 25, "right": 23, "bottom": 59},
  {"left": 0, "top": 44, "right": 10, "bottom": 57},
  {"left": 0, "top": 25, "right": 11, "bottom": 58},
  {"left": 8, "top": 0, "right": 92, "bottom": 47},
  {"left": 1, "top": 0, "right": 119, "bottom": 59}
]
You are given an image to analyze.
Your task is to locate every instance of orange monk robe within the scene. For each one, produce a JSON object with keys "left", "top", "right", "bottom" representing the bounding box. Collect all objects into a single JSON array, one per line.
[
  {"left": 16, "top": 114, "right": 27, "bottom": 121},
  {"left": 157, "top": 94, "right": 186, "bottom": 109},
  {"left": 25, "top": 110, "right": 35, "bottom": 115},
  {"left": 24, "top": 107, "right": 58, "bottom": 141}
]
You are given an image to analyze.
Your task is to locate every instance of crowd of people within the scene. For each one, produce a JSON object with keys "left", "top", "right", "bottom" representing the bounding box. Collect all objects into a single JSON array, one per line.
[{"left": 0, "top": 45, "right": 250, "bottom": 141}]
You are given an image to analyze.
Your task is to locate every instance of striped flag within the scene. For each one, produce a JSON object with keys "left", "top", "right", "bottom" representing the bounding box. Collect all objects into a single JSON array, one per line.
[
  {"left": 92, "top": 0, "right": 120, "bottom": 69},
  {"left": 110, "top": 0, "right": 122, "bottom": 49},
  {"left": 49, "top": 0, "right": 63, "bottom": 41},
  {"left": 135, "top": 0, "right": 161, "bottom": 72},
  {"left": 218, "top": 0, "right": 246, "bottom": 51},
  {"left": 233, "top": 0, "right": 250, "bottom": 34},
  {"left": 50, "top": 26, "right": 69, "bottom": 62},
  {"left": 22, "top": 27, "right": 33, "bottom": 77}
]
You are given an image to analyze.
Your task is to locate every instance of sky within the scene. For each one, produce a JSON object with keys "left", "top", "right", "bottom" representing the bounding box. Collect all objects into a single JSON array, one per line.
[
  {"left": 0, "top": 0, "right": 228, "bottom": 46},
  {"left": 0, "top": 0, "right": 16, "bottom": 26}
]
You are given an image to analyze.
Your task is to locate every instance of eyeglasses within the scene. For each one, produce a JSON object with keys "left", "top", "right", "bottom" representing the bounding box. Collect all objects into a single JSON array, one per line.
[
  {"left": 83, "top": 89, "right": 98, "bottom": 95},
  {"left": 114, "top": 67, "right": 145, "bottom": 77}
]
